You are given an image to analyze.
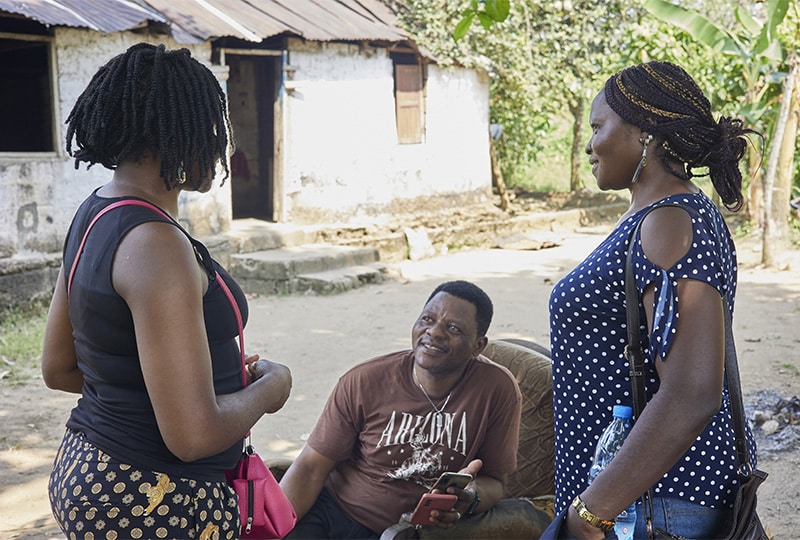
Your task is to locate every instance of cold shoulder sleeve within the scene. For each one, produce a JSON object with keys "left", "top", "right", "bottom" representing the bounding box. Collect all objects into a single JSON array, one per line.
[{"left": 629, "top": 203, "right": 734, "bottom": 361}]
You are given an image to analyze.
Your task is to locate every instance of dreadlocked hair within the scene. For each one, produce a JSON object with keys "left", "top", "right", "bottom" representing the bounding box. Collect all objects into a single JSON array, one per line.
[
  {"left": 65, "top": 43, "right": 231, "bottom": 191},
  {"left": 604, "top": 61, "right": 761, "bottom": 211}
]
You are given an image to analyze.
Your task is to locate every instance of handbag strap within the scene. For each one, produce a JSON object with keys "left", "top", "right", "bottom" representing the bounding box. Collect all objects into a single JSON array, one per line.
[
  {"left": 67, "top": 199, "right": 165, "bottom": 299},
  {"left": 623, "top": 202, "right": 751, "bottom": 470},
  {"left": 67, "top": 199, "right": 248, "bottom": 386}
]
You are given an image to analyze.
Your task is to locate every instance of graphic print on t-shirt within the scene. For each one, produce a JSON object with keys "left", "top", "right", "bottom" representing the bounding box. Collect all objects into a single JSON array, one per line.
[{"left": 378, "top": 409, "right": 467, "bottom": 488}]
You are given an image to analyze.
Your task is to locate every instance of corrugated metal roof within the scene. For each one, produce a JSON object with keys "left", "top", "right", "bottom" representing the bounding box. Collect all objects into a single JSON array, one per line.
[
  {"left": 0, "top": 0, "right": 166, "bottom": 33},
  {"left": 0, "top": 0, "right": 409, "bottom": 45}
]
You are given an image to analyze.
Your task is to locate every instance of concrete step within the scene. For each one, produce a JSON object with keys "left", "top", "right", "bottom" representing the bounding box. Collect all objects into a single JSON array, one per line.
[
  {"left": 225, "top": 218, "right": 321, "bottom": 251},
  {"left": 229, "top": 244, "right": 384, "bottom": 295},
  {"left": 295, "top": 263, "right": 388, "bottom": 295}
]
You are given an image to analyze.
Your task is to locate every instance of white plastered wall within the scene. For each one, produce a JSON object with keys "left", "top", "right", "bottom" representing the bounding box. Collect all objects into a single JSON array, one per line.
[
  {"left": 0, "top": 28, "right": 227, "bottom": 261},
  {"left": 279, "top": 39, "right": 492, "bottom": 224}
]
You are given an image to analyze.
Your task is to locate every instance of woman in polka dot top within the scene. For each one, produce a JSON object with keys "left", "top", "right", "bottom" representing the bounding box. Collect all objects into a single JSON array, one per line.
[{"left": 549, "top": 61, "right": 761, "bottom": 539}]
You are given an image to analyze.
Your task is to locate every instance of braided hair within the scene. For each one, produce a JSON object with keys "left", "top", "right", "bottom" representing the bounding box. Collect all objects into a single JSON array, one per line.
[
  {"left": 66, "top": 43, "right": 231, "bottom": 191},
  {"left": 604, "top": 61, "right": 760, "bottom": 211}
]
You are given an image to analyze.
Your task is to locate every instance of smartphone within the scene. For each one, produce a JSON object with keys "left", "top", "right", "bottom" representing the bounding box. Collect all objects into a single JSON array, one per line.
[
  {"left": 430, "top": 472, "right": 473, "bottom": 493},
  {"left": 408, "top": 493, "right": 458, "bottom": 526}
]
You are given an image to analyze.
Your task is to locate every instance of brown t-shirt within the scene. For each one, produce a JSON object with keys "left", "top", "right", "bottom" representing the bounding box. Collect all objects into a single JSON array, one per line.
[{"left": 308, "top": 350, "right": 522, "bottom": 534}]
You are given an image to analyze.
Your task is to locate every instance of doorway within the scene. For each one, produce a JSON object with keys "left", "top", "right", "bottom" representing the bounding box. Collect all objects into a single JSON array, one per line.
[{"left": 226, "top": 53, "right": 280, "bottom": 221}]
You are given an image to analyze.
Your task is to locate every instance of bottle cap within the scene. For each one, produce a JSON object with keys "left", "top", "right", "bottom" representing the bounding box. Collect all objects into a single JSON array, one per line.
[{"left": 612, "top": 405, "right": 633, "bottom": 419}]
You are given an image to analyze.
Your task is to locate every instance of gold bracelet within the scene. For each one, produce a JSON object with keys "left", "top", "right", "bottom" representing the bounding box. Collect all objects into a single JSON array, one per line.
[{"left": 571, "top": 495, "right": 615, "bottom": 532}]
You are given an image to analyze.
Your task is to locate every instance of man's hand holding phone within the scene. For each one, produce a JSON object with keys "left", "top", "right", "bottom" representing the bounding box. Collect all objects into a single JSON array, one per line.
[
  {"left": 430, "top": 472, "right": 473, "bottom": 493},
  {"left": 408, "top": 493, "right": 459, "bottom": 526},
  {"left": 407, "top": 469, "right": 477, "bottom": 528}
]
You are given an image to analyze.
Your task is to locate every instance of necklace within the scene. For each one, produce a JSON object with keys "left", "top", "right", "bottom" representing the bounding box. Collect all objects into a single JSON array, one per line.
[{"left": 413, "top": 365, "right": 453, "bottom": 430}]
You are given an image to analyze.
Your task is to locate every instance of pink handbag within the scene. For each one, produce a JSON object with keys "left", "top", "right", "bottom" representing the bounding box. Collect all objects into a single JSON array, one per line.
[
  {"left": 224, "top": 443, "right": 296, "bottom": 538},
  {"left": 70, "top": 199, "right": 297, "bottom": 539},
  {"left": 216, "top": 274, "right": 297, "bottom": 539}
]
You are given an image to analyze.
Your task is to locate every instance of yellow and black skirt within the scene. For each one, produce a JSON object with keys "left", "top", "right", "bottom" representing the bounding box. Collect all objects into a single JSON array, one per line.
[{"left": 49, "top": 429, "right": 240, "bottom": 540}]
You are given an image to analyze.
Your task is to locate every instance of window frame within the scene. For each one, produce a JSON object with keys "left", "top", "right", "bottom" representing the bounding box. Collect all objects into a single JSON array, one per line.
[{"left": 0, "top": 30, "right": 60, "bottom": 158}]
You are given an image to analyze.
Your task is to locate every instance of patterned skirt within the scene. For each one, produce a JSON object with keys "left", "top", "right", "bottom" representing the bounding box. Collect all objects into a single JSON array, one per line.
[{"left": 49, "top": 429, "right": 240, "bottom": 539}]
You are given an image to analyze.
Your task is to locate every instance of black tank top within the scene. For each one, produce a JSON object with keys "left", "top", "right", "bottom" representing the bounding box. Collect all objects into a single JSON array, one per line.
[{"left": 63, "top": 190, "right": 246, "bottom": 481}]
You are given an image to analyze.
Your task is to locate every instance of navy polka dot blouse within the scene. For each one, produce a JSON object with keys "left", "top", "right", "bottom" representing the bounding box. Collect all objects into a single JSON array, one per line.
[{"left": 549, "top": 192, "right": 757, "bottom": 514}]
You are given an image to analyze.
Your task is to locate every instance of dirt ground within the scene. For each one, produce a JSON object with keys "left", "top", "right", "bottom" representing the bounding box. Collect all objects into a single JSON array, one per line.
[{"left": 1, "top": 196, "right": 799, "bottom": 539}]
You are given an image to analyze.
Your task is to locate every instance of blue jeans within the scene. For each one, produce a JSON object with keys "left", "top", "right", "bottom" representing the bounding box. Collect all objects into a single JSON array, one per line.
[
  {"left": 631, "top": 496, "right": 726, "bottom": 539},
  {"left": 561, "top": 497, "right": 725, "bottom": 540},
  {"left": 285, "top": 487, "right": 379, "bottom": 540}
]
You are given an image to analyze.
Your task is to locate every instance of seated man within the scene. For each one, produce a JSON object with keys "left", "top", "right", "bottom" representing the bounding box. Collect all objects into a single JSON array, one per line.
[{"left": 280, "top": 280, "right": 522, "bottom": 539}]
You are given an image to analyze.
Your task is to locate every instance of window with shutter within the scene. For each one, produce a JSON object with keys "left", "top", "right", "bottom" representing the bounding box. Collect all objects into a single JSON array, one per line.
[{"left": 394, "top": 61, "right": 424, "bottom": 144}]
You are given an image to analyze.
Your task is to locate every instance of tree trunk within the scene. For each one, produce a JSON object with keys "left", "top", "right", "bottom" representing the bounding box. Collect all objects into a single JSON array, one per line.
[
  {"left": 569, "top": 97, "right": 584, "bottom": 192},
  {"left": 747, "top": 145, "right": 764, "bottom": 231},
  {"left": 745, "top": 79, "right": 766, "bottom": 231},
  {"left": 489, "top": 133, "right": 510, "bottom": 211},
  {"left": 762, "top": 54, "right": 798, "bottom": 268}
]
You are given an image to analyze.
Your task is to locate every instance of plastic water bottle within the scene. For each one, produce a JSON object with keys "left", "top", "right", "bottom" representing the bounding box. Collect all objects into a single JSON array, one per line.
[{"left": 588, "top": 405, "right": 636, "bottom": 540}]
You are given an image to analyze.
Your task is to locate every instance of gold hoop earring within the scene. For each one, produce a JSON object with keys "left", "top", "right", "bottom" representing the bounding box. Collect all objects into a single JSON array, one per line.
[
  {"left": 177, "top": 163, "right": 187, "bottom": 185},
  {"left": 631, "top": 135, "right": 653, "bottom": 184}
]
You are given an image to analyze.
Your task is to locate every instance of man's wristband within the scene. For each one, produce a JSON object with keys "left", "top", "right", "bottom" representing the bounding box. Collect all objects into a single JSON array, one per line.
[
  {"left": 465, "top": 490, "right": 481, "bottom": 515},
  {"left": 571, "top": 495, "right": 615, "bottom": 531}
]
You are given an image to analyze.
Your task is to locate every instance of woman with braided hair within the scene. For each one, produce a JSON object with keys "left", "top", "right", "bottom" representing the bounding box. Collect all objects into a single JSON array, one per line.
[
  {"left": 546, "top": 61, "right": 761, "bottom": 539},
  {"left": 42, "top": 43, "right": 292, "bottom": 538}
]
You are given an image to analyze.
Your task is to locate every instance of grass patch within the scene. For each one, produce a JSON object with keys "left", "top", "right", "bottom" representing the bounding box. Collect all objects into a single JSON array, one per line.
[
  {"left": 781, "top": 363, "right": 800, "bottom": 377},
  {"left": 0, "top": 302, "right": 49, "bottom": 385}
]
